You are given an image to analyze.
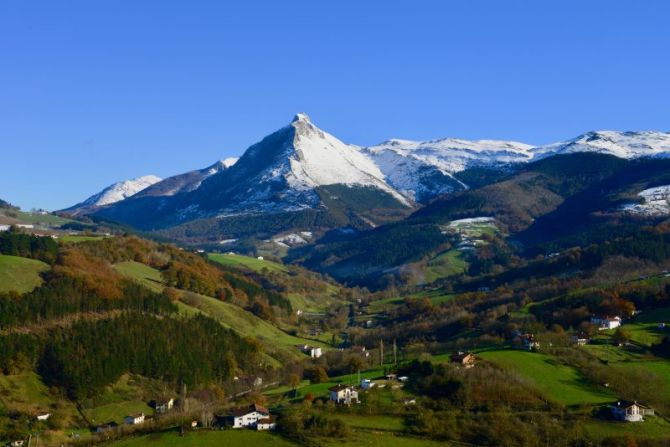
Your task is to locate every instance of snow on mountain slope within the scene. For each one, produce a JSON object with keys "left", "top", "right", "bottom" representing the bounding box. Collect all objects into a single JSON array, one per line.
[
  {"left": 621, "top": 185, "right": 670, "bottom": 216},
  {"left": 363, "top": 137, "right": 533, "bottom": 201},
  {"left": 286, "top": 114, "right": 409, "bottom": 204},
  {"left": 532, "top": 131, "right": 670, "bottom": 160},
  {"left": 132, "top": 158, "right": 239, "bottom": 199},
  {"left": 79, "top": 175, "right": 161, "bottom": 207}
]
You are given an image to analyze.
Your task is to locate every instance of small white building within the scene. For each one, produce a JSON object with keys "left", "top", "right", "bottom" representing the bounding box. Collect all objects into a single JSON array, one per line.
[
  {"left": 154, "top": 397, "right": 174, "bottom": 414},
  {"left": 591, "top": 316, "right": 622, "bottom": 330},
  {"left": 611, "top": 401, "right": 654, "bottom": 422},
  {"left": 231, "top": 403, "right": 270, "bottom": 429},
  {"left": 298, "top": 344, "right": 322, "bottom": 358},
  {"left": 256, "top": 416, "right": 276, "bottom": 431},
  {"left": 329, "top": 384, "right": 359, "bottom": 405},
  {"left": 124, "top": 413, "right": 145, "bottom": 425},
  {"left": 36, "top": 413, "right": 51, "bottom": 421}
]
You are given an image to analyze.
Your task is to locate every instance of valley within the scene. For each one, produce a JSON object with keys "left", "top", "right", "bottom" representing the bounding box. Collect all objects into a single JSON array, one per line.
[{"left": 4, "top": 127, "right": 670, "bottom": 446}]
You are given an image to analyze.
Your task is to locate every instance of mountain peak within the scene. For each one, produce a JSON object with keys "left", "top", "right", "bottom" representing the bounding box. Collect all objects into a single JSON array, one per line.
[{"left": 292, "top": 112, "right": 311, "bottom": 123}]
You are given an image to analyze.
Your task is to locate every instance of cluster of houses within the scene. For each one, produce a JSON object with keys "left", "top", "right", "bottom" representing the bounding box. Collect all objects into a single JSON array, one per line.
[{"left": 95, "top": 396, "right": 176, "bottom": 434}]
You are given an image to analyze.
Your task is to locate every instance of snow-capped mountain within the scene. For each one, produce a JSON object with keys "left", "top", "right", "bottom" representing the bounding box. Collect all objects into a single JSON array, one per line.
[
  {"left": 64, "top": 175, "right": 161, "bottom": 215},
  {"left": 131, "top": 158, "right": 238, "bottom": 199},
  {"left": 363, "top": 138, "right": 533, "bottom": 202},
  {"left": 68, "top": 113, "right": 670, "bottom": 241},
  {"left": 90, "top": 114, "right": 411, "bottom": 231},
  {"left": 531, "top": 131, "right": 670, "bottom": 160}
]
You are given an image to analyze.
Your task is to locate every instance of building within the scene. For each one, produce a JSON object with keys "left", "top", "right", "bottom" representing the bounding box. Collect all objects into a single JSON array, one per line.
[
  {"left": 96, "top": 422, "right": 118, "bottom": 433},
  {"left": 450, "top": 351, "right": 476, "bottom": 368},
  {"left": 360, "top": 379, "right": 375, "bottom": 390},
  {"left": 124, "top": 413, "right": 145, "bottom": 425},
  {"left": 351, "top": 346, "right": 370, "bottom": 358},
  {"left": 154, "top": 397, "right": 174, "bottom": 414},
  {"left": 328, "top": 384, "right": 359, "bottom": 405},
  {"left": 403, "top": 398, "right": 417, "bottom": 406},
  {"left": 570, "top": 333, "right": 591, "bottom": 346},
  {"left": 231, "top": 403, "right": 270, "bottom": 429},
  {"left": 36, "top": 413, "right": 51, "bottom": 421},
  {"left": 256, "top": 416, "right": 276, "bottom": 431},
  {"left": 611, "top": 401, "right": 654, "bottom": 422},
  {"left": 513, "top": 332, "right": 540, "bottom": 351},
  {"left": 298, "top": 344, "right": 322, "bottom": 358},
  {"left": 591, "top": 316, "right": 622, "bottom": 330}
]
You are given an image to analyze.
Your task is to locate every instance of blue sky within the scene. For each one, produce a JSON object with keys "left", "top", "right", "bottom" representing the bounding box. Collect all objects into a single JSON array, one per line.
[{"left": 2, "top": 1, "right": 669, "bottom": 210}]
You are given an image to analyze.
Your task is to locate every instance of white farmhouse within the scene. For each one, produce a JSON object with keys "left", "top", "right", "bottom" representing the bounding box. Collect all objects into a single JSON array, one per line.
[
  {"left": 591, "top": 316, "right": 622, "bottom": 330},
  {"left": 329, "top": 384, "right": 359, "bottom": 405},
  {"left": 231, "top": 403, "right": 270, "bottom": 429}
]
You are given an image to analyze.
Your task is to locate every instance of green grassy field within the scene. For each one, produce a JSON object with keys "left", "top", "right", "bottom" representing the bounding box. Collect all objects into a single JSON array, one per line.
[
  {"left": 209, "top": 253, "right": 289, "bottom": 274},
  {"left": 178, "top": 292, "right": 325, "bottom": 357},
  {"left": 267, "top": 366, "right": 385, "bottom": 401},
  {"left": 108, "top": 429, "right": 299, "bottom": 447},
  {"left": 424, "top": 249, "right": 468, "bottom": 283},
  {"left": 583, "top": 416, "right": 670, "bottom": 440},
  {"left": 113, "top": 261, "right": 165, "bottom": 292},
  {"left": 0, "top": 254, "right": 49, "bottom": 293},
  {"left": 58, "top": 234, "right": 109, "bottom": 243},
  {"left": 323, "top": 431, "right": 452, "bottom": 447},
  {"left": 86, "top": 400, "right": 152, "bottom": 425},
  {"left": 478, "top": 350, "right": 615, "bottom": 406}
]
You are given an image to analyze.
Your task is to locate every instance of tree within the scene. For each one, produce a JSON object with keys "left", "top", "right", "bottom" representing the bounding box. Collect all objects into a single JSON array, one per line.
[
  {"left": 613, "top": 327, "right": 631, "bottom": 346},
  {"left": 289, "top": 373, "right": 301, "bottom": 397}
]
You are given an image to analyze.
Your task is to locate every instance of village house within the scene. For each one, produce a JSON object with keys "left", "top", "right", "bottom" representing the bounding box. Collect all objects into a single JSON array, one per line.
[
  {"left": 95, "top": 422, "right": 118, "bottom": 433},
  {"left": 328, "top": 384, "right": 359, "bottom": 405},
  {"left": 153, "top": 397, "right": 174, "bottom": 414},
  {"left": 256, "top": 415, "right": 277, "bottom": 431},
  {"left": 36, "top": 412, "right": 51, "bottom": 421},
  {"left": 298, "top": 344, "right": 322, "bottom": 358},
  {"left": 124, "top": 413, "right": 145, "bottom": 425},
  {"left": 8, "top": 441, "right": 25, "bottom": 447},
  {"left": 360, "top": 379, "right": 375, "bottom": 390},
  {"left": 403, "top": 398, "right": 417, "bottom": 406},
  {"left": 351, "top": 346, "right": 370, "bottom": 358},
  {"left": 513, "top": 332, "right": 540, "bottom": 351},
  {"left": 450, "top": 351, "right": 476, "bottom": 368},
  {"left": 611, "top": 401, "right": 654, "bottom": 422},
  {"left": 570, "top": 333, "right": 591, "bottom": 346},
  {"left": 230, "top": 403, "right": 270, "bottom": 429},
  {"left": 591, "top": 316, "right": 622, "bottom": 330},
  {"left": 385, "top": 373, "right": 397, "bottom": 381}
]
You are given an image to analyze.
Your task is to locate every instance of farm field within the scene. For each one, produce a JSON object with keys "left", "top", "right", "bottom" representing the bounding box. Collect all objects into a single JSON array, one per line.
[
  {"left": 583, "top": 417, "right": 670, "bottom": 440},
  {"left": 424, "top": 249, "right": 468, "bottom": 283},
  {"left": 107, "top": 429, "right": 299, "bottom": 447},
  {"left": 178, "top": 292, "right": 325, "bottom": 357},
  {"left": 477, "top": 350, "right": 615, "bottom": 406},
  {"left": 0, "top": 254, "right": 49, "bottom": 293},
  {"left": 113, "top": 261, "right": 165, "bottom": 292},
  {"left": 208, "top": 253, "right": 289, "bottom": 274},
  {"left": 59, "top": 235, "right": 109, "bottom": 243},
  {"left": 323, "top": 431, "right": 453, "bottom": 447}
]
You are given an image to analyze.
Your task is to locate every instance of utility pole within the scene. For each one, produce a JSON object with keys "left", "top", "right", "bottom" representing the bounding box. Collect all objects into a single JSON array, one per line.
[
  {"left": 379, "top": 339, "right": 384, "bottom": 366},
  {"left": 393, "top": 338, "right": 397, "bottom": 367}
]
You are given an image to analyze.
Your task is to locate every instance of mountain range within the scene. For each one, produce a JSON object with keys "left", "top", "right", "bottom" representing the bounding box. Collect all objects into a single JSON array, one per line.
[{"left": 63, "top": 114, "right": 670, "bottom": 245}]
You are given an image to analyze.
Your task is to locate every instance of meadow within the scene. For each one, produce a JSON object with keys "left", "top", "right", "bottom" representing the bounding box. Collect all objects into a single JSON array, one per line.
[{"left": 0, "top": 254, "right": 49, "bottom": 293}]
